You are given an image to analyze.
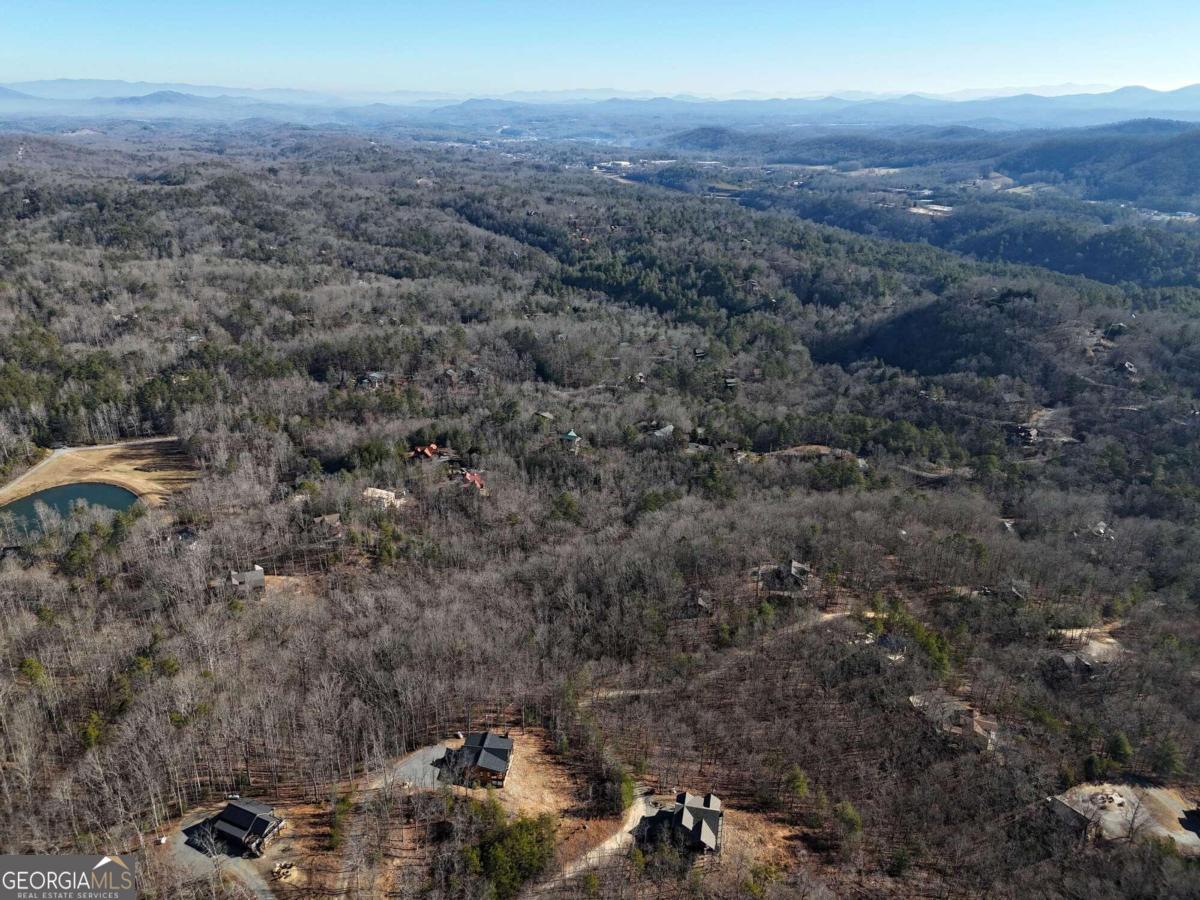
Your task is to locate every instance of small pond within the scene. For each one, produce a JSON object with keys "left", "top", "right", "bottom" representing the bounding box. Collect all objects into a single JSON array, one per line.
[{"left": 0, "top": 482, "right": 139, "bottom": 534}]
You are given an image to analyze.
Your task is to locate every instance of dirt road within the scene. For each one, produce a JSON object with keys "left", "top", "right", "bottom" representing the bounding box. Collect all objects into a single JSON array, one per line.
[
  {"left": 533, "top": 793, "right": 653, "bottom": 893},
  {"left": 331, "top": 741, "right": 451, "bottom": 896},
  {"left": 0, "top": 437, "right": 195, "bottom": 506},
  {"left": 579, "top": 687, "right": 664, "bottom": 708}
]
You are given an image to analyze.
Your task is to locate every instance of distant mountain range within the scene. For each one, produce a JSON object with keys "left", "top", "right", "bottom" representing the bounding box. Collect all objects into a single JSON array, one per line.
[
  {"left": 3, "top": 79, "right": 465, "bottom": 106},
  {"left": 3, "top": 79, "right": 1200, "bottom": 136},
  {"left": 0, "top": 79, "right": 693, "bottom": 106},
  {"left": 0, "top": 78, "right": 1123, "bottom": 105}
]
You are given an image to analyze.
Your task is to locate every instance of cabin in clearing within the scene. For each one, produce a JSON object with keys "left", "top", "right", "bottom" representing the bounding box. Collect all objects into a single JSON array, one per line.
[
  {"left": 208, "top": 798, "right": 284, "bottom": 857},
  {"left": 438, "top": 731, "right": 514, "bottom": 787},
  {"left": 641, "top": 791, "right": 725, "bottom": 852}
]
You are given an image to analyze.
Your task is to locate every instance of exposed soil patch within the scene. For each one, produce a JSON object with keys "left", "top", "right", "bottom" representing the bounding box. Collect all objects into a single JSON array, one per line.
[
  {"left": 361, "top": 730, "right": 630, "bottom": 895},
  {"left": 457, "top": 731, "right": 576, "bottom": 819},
  {"left": 263, "top": 574, "right": 320, "bottom": 602},
  {"left": 454, "top": 730, "right": 628, "bottom": 868},
  {"left": 266, "top": 803, "right": 343, "bottom": 898},
  {"left": 1056, "top": 620, "right": 1126, "bottom": 661}
]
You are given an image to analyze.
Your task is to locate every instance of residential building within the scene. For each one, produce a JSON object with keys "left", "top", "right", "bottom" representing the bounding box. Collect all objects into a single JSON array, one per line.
[
  {"left": 439, "top": 731, "right": 514, "bottom": 787},
  {"left": 229, "top": 565, "right": 265, "bottom": 593},
  {"left": 642, "top": 791, "right": 725, "bottom": 852},
  {"left": 208, "top": 799, "right": 284, "bottom": 857}
]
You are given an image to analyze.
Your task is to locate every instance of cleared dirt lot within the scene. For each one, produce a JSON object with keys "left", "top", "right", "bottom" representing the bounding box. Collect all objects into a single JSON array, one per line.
[
  {"left": 456, "top": 731, "right": 576, "bottom": 818},
  {"left": 441, "top": 730, "right": 631, "bottom": 867},
  {"left": 1055, "top": 783, "right": 1200, "bottom": 853},
  {"left": 362, "top": 730, "right": 631, "bottom": 895},
  {"left": 540, "top": 793, "right": 652, "bottom": 891},
  {"left": 262, "top": 575, "right": 320, "bottom": 602},
  {"left": 0, "top": 437, "right": 196, "bottom": 506},
  {"left": 720, "top": 807, "right": 799, "bottom": 871},
  {"left": 1056, "top": 620, "right": 1126, "bottom": 661}
]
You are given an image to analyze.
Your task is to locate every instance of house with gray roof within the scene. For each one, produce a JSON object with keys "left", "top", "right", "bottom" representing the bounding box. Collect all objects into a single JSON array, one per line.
[
  {"left": 640, "top": 791, "right": 724, "bottom": 853},
  {"left": 671, "top": 792, "right": 724, "bottom": 852},
  {"left": 229, "top": 565, "right": 265, "bottom": 593},
  {"left": 356, "top": 371, "right": 387, "bottom": 391},
  {"left": 208, "top": 798, "right": 284, "bottom": 857},
  {"left": 438, "top": 731, "right": 514, "bottom": 787}
]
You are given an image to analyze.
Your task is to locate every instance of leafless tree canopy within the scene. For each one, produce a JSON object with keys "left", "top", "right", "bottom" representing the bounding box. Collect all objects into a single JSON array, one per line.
[{"left": 0, "top": 126, "right": 1197, "bottom": 898}]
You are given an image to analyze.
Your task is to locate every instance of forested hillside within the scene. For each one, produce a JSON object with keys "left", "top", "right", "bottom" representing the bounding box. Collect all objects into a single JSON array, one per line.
[
  {"left": 0, "top": 128, "right": 1198, "bottom": 898},
  {"left": 640, "top": 122, "right": 1200, "bottom": 294},
  {"left": 660, "top": 121, "right": 1200, "bottom": 211}
]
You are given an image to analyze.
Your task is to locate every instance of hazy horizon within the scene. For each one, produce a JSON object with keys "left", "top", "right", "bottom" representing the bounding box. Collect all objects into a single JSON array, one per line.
[
  {"left": 7, "top": 1, "right": 1199, "bottom": 98},
  {"left": 0, "top": 77, "right": 1139, "bottom": 102}
]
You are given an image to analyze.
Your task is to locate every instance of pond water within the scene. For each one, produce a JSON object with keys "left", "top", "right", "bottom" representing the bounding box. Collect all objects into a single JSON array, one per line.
[{"left": 0, "top": 482, "right": 139, "bottom": 534}]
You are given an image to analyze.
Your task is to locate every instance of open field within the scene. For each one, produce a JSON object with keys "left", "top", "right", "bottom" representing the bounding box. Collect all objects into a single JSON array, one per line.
[{"left": 0, "top": 437, "right": 196, "bottom": 507}]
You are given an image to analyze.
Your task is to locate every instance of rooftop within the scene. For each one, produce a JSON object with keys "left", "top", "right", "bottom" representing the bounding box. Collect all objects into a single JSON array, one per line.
[
  {"left": 230, "top": 565, "right": 265, "bottom": 589},
  {"left": 441, "top": 731, "right": 515, "bottom": 779},
  {"left": 210, "top": 798, "right": 283, "bottom": 852},
  {"left": 670, "top": 791, "right": 724, "bottom": 852},
  {"left": 909, "top": 690, "right": 999, "bottom": 751}
]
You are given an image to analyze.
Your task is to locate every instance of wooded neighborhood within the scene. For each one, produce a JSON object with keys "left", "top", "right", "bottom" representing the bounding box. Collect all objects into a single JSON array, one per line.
[{"left": 0, "top": 106, "right": 1198, "bottom": 898}]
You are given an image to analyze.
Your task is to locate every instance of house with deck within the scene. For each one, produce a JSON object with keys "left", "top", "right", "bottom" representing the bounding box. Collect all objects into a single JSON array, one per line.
[
  {"left": 641, "top": 791, "right": 725, "bottom": 852},
  {"left": 208, "top": 798, "right": 284, "bottom": 857},
  {"left": 438, "top": 731, "right": 514, "bottom": 787},
  {"left": 909, "top": 690, "right": 999, "bottom": 751}
]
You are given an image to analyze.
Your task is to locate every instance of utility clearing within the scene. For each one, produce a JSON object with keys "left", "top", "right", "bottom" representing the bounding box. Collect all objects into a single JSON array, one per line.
[{"left": 0, "top": 437, "right": 195, "bottom": 506}]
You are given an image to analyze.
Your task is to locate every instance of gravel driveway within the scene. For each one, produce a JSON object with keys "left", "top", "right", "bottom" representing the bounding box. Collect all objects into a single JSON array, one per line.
[
  {"left": 368, "top": 740, "right": 450, "bottom": 791},
  {"left": 160, "top": 808, "right": 276, "bottom": 899}
]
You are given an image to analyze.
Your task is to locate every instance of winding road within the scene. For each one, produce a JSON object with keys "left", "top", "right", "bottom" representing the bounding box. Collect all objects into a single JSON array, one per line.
[{"left": 532, "top": 792, "right": 654, "bottom": 894}]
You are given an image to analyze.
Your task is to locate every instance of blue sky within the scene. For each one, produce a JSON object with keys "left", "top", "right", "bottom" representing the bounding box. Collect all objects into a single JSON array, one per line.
[{"left": 5, "top": 0, "right": 1199, "bottom": 96}]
